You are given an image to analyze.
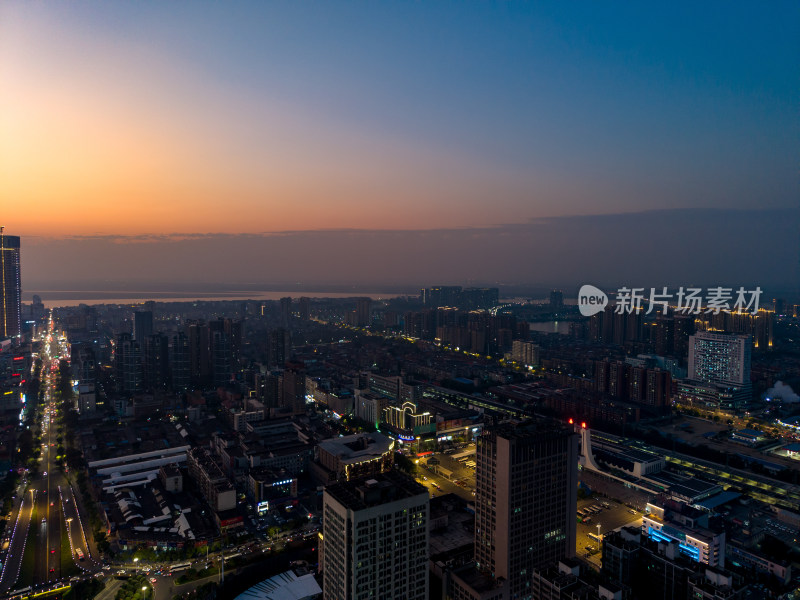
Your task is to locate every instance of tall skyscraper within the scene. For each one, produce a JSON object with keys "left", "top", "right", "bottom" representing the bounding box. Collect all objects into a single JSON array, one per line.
[
  {"left": 114, "top": 333, "right": 142, "bottom": 394},
  {"left": 356, "top": 297, "right": 371, "bottom": 327},
  {"left": 473, "top": 419, "right": 578, "bottom": 599},
  {"left": 672, "top": 314, "right": 694, "bottom": 362},
  {"left": 142, "top": 333, "right": 169, "bottom": 391},
  {"left": 321, "top": 471, "right": 429, "bottom": 600},
  {"left": 280, "top": 365, "right": 306, "bottom": 414},
  {"left": 268, "top": 328, "right": 291, "bottom": 368},
  {"left": 187, "top": 321, "right": 211, "bottom": 388},
  {"left": 210, "top": 329, "right": 231, "bottom": 387},
  {"left": 280, "top": 296, "right": 292, "bottom": 327},
  {"left": 298, "top": 296, "right": 311, "bottom": 320},
  {"left": 688, "top": 332, "right": 751, "bottom": 386},
  {"left": 209, "top": 318, "right": 242, "bottom": 384},
  {"left": 0, "top": 229, "right": 21, "bottom": 339},
  {"left": 169, "top": 331, "right": 191, "bottom": 391},
  {"left": 133, "top": 310, "right": 154, "bottom": 342}
]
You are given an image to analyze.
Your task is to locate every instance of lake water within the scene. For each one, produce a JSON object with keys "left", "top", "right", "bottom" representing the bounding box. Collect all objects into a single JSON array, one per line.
[
  {"left": 528, "top": 320, "right": 570, "bottom": 335},
  {"left": 24, "top": 290, "right": 404, "bottom": 308}
]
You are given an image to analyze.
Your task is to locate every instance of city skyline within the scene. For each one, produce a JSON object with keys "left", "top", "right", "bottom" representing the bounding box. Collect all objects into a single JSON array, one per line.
[
  {"left": 2, "top": 4, "right": 800, "bottom": 599},
  {"left": 14, "top": 206, "right": 800, "bottom": 296}
]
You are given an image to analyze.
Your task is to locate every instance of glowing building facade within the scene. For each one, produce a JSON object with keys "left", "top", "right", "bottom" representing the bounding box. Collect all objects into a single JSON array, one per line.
[{"left": 0, "top": 231, "right": 21, "bottom": 339}]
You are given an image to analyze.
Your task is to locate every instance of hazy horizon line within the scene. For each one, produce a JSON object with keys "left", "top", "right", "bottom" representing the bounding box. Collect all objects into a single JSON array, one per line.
[{"left": 15, "top": 206, "right": 797, "bottom": 242}]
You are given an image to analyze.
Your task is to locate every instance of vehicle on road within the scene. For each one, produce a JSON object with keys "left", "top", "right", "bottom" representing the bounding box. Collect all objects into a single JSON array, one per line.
[
  {"left": 11, "top": 586, "right": 32, "bottom": 597},
  {"left": 170, "top": 562, "right": 192, "bottom": 573}
]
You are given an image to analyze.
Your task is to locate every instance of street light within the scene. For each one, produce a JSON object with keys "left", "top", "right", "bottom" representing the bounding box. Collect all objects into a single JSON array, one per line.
[
  {"left": 134, "top": 557, "right": 139, "bottom": 573},
  {"left": 142, "top": 587, "right": 147, "bottom": 600}
]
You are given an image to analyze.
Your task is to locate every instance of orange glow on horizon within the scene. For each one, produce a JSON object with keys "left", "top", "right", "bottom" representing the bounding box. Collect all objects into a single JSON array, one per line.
[{"left": 0, "top": 8, "right": 562, "bottom": 238}]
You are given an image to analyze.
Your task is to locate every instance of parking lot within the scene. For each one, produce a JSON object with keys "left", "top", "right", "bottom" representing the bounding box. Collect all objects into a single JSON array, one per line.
[
  {"left": 576, "top": 498, "right": 642, "bottom": 567},
  {"left": 417, "top": 450, "right": 476, "bottom": 502}
]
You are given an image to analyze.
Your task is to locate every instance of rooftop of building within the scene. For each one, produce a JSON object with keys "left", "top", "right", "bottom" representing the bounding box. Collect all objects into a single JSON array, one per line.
[
  {"left": 188, "top": 446, "right": 228, "bottom": 482},
  {"left": 82, "top": 420, "right": 187, "bottom": 464},
  {"left": 159, "top": 464, "right": 182, "bottom": 478},
  {"left": 248, "top": 467, "right": 296, "bottom": 482},
  {"left": 646, "top": 471, "right": 721, "bottom": 501},
  {"left": 590, "top": 435, "right": 663, "bottom": 465},
  {"left": 247, "top": 437, "right": 312, "bottom": 458},
  {"left": 429, "top": 493, "right": 474, "bottom": 559},
  {"left": 733, "top": 428, "right": 765, "bottom": 438},
  {"left": 324, "top": 470, "right": 427, "bottom": 511},
  {"left": 317, "top": 431, "right": 393, "bottom": 462},
  {"left": 488, "top": 418, "right": 575, "bottom": 442},
  {"left": 450, "top": 563, "right": 504, "bottom": 594},
  {"left": 693, "top": 491, "right": 741, "bottom": 511},
  {"left": 233, "top": 569, "right": 321, "bottom": 600}
]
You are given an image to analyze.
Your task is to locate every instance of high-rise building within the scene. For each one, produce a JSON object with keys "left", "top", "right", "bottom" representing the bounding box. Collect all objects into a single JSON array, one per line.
[
  {"left": 142, "top": 333, "right": 169, "bottom": 391},
  {"left": 549, "top": 289, "right": 564, "bottom": 310},
  {"left": 473, "top": 420, "right": 579, "bottom": 599},
  {"left": 298, "top": 296, "right": 311, "bottom": 320},
  {"left": 133, "top": 310, "right": 154, "bottom": 342},
  {"left": 114, "top": 333, "right": 142, "bottom": 394},
  {"left": 210, "top": 329, "right": 231, "bottom": 388},
  {"left": 280, "top": 296, "right": 292, "bottom": 327},
  {"left": 645, "top": 368, "right": 672, "bottom": 409},
  {"left": 356, "top": 297, "right": 372, "bottom": 327},
  {"left": 208, "top": 318, "right": 241, "bottom": 385},
  {"left": 0, "top": 230, "right": 21, "bottom": 339},
  {"left": 280, "top": 365, "right": 306, "bottom": 414},
  {"left": 684, "top": 331, "right": 752, "bottom": 410},
  {"left": 602, "top": 527, "right": 743, "bottom": 600},
  {"left": 688, "top": 332, "right": 750, "bottom": 386},
  {"left": 169, "top": 331, "right": 191, "bottom": 391},
  {"left": 461, "top": 287, "right": 500, "bottom": 310},
  {"left": 321, "top": 471, "right": 429, "bottom": 600},
  {"left": 673, "top": 315, "right": 694, "bottom": 361},
  {"left": 421, "top": 285, "right": 462, "bottom": 308},
  {"left": 655, "top": 316, "right": 674, "bottom": 356},
  {"left": 268, "top": 328, "right": 291, "bottom": 368},
  {"left": 187, "top": 321, "right": 211, "bottom": 388},
  {"left": 511, "top": 340, "right": 539, "bottom": 367}
]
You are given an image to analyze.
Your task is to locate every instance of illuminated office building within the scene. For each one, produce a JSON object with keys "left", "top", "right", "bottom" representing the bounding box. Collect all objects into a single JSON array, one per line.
[{"left": 0, "top": 230, "right": 21, "bottom": 339}]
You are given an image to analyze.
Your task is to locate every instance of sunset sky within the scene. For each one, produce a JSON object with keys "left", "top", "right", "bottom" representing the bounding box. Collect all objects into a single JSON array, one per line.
[{"left": 2, "top": 2, "right": 798, "bottom": 291}]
